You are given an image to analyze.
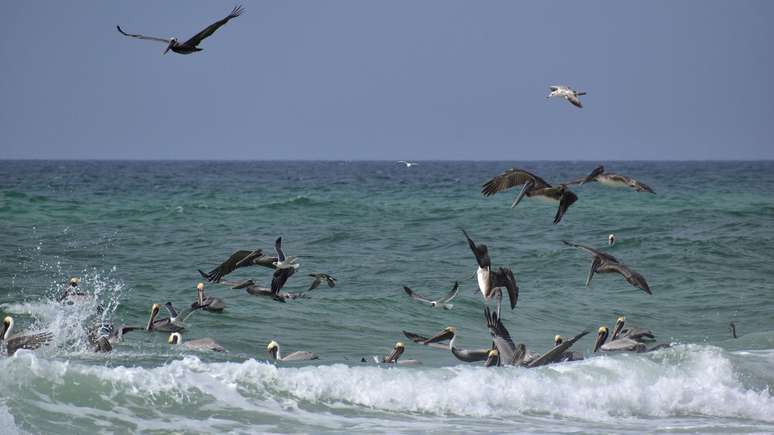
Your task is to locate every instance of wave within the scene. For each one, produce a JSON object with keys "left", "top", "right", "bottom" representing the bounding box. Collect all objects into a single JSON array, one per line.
[{"left": 1, "top": 345, "right": 773, "bottom": 433}]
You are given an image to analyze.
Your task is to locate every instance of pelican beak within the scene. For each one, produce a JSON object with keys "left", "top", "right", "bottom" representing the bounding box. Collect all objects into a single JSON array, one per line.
[
  {"left": 484, "top": 349, "right": 499, "bottom": 367},
  {"left": 593, "top": 327, "right": 608, "bottom": 352},
  {"left": 611, "top": 317, "right": 625, "bottom": 340},
  {"left": 146, "top": 304, "right": 160, "bottom": 331},
  {"left": 164, "top": 41, "right": 174, "bottom": 54},
  {"left": 423, "top": 327, "right": 454, "bottom": 344},
  {"left": 385, "top": 343, "right": 405, "bottom": 363}
]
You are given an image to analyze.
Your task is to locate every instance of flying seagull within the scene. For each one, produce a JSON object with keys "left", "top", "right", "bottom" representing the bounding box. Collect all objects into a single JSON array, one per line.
[
  {"left": 561, "top": 240, "right": 652, "bottom": 295},
  {"left": 117, "top": 5, "right": 244, "bottom": 55},
  {"left": 566, "top": 165, "right": 655, "bottom": 193},
  {"left": 308, "top": 273, "right": 336, "bottom": 291},
  {"left": 402, "top": 282, "right": 459, "bottom": 309},
  {"left": 546, "top": 85, "right": 586, "bottom": 108},
  {"left": 462, "top": 229, "right": 518, "bottom": 316},
  {"left": 481, "top": 168, "right": 578, "bottom": 224},
  {"left": 398, "top": 161, "right": 417, "bottom": 167}
]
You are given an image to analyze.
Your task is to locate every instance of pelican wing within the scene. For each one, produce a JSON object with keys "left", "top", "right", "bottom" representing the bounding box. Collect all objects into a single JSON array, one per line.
[
  {"left": 271, "top": 267, "right": 295, "bottom": 294},
  {"left": 116, "top": 25, "right": 172, "bottom": 44},
  {"left": 484, "top": 307, "right": 517, "bottom": 364},
  {"left": 481, "top": 168, "right": 551, "bottom": 197},
  {"left": 561, "top": 240, "right": 620, "bottom": 264},
  {"left": 601, "top": 337, "right": 645, "bottom": 352},
  {"left": 308, "top": 275, "right": 323, "bottom": 290},
  {"left": 282, "top": 350, "right": 318, "bottom": 361},
  {"left": 199, "top": 249, "right": 269, "bottom": 283},
  {"left": 402, "top": 331, "right": 452, "bottom": 350},
  {"left": 605, "top": 173, "right": 656, "bottom": 193},
  {"left": 182, "top": 5, "right": 244, "bottom": 47},
  {"left": 274, "top": 237, "right": 286, "bottom": 262},
  {"left": 553, "top": 189, "right": 577, "bottom": 224},
  {"left": 451, "top": 347, "right": 491, "bottom": 363},
  {"left": 491, "top": 267, "right": 518, "bottom": 309},
  {"left": 325, "top": 274, "right": 337, "bottom": 287},
  {"left": 6, "top": 331, "right": 53, "bottom": 356},
  {"left": 600, "top": 262, "right": 652, "bottom": 295},
  {"left": 527, "top": 330, "right": 589, "bottom": 368},
  {"left": 163, "top": 302, "right": 178, "bottom": 318},
  {"left": 462, "top": 229, "right": 491, "bottom": 268},
  {"left": 402, "top": 287, "right": 434, "bottom": 305},
  {"left": 567, "top": 95, "right": 583, "bottom": 108},
  {"left": 438, "top": 282, "right": 459, "bottom": 304}
]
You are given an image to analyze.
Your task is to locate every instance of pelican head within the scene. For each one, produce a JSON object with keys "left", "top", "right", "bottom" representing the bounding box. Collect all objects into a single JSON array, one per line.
[
  {"left": 164, "top": 38, "right": 177, "bottom": 54},
  {"left": 384, "top": 342, "right": 405, "bottom": 363},
  {"left": 196, "top": 283, "right": 205, "bottom": 305},
  {"left": 69, "top": 277, "right": 80, "bottom": 287},
  {"left": 168, "top": 332, "right": 182, "bottom": 345},
  {"left": 608, "top": 234, "right": 616, "bottom": 246},
  {"left": 484, "top": 348, "right": 500, "bottom": 367},
  {"left": 196, "top": 283, "right": 204, "bottom": 291},
  {"left": 1, "top": 316, "right": 13, "bottom": 340},
  {"left": 267, "top": 340, "right": 279, "bottom": 359},
  {"left": 554, "top": 335, "right": 563, "bottom": 346},
  {"left": 424, "top": 326, "right": 456, "bottom": 344},
  {"left": 612, "top": 316, "right": 626, "bottom": 340},
  {"left": 594, "top": 326, "right": 609, "bottom": 352},
  {"left": 146, "top": 304, "right": 161, "bottom": 331}
]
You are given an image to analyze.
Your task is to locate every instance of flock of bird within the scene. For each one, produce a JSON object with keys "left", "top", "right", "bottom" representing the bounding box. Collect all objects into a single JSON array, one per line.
[{"left": 0, "top": 5, "right": 711, "bottom": 364}]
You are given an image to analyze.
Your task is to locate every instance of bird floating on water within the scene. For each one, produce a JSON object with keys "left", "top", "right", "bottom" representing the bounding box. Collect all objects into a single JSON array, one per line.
[
  {"left": 546, "top": 85, "right": 586, "bottom": 108},
  {"left": 608, "top": 234, "right": 616, "bottom": 246},
  {"left": 412, "top": 326, "right": 491, "bottom": 362},
  {"left": 1, "top": 316, "right": 52, "bottom": 356},
  {"left": 199, "top": 248, "right": 277, "bottom": 283},
  {"left": 266, "top": 340, "right": 318, "bottom": 362},
  {"left": 117, "top": 5, "right": 244, "bottom": 55},
  {"left": 168, "top": 332, "right": 225, "bottom": 352},
  {"left": 193, "top": 283, "right": 225, "bottom": 312}
]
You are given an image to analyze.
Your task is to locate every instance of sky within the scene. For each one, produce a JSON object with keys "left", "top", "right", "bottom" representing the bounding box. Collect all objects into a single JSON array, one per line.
[{"left": 0, "top": 1, "right": 772, "bottom": 160}]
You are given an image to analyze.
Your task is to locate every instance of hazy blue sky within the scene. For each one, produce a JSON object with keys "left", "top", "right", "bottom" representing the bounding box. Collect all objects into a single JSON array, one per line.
[{"left": 0, "top": 1, "right": 772, "bottom": 160}]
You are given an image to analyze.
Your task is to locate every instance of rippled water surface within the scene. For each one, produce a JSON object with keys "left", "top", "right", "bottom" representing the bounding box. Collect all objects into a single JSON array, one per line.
[{"left": 1, "top": 160, "right": 773, "bottom": 434}]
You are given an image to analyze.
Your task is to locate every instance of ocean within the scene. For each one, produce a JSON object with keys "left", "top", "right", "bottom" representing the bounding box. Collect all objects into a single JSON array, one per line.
[{"left": 1, "top": 160, "right": 773, "bottom": 434}]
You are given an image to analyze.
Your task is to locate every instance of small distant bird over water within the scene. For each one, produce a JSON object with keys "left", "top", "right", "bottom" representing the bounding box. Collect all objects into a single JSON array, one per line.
[
  {"left": 546, "top": 85, "right": 586, "bottom": 108},
  {"left": 117, "top": 5, "right": 244, "bottom": 55},
  {"left": 398, "top": 161, "right": 417, "bottom": 167}
]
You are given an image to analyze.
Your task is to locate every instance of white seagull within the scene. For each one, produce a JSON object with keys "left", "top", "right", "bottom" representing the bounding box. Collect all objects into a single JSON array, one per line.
[{"left": 546, "top": 85, "right": 586, "bottom": 108}]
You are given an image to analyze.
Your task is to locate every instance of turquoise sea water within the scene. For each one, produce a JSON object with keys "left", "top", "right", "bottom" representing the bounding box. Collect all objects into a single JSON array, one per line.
[{"left": 1, "top": 160, "right": 773, "bottom": 434}]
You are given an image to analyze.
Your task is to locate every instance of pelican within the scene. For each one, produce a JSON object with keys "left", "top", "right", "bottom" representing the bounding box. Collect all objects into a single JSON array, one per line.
[
  {"left": 145, "top": 302, "right": 203, "bottom": 333},
  {"left": 223, "top": 279, "right": 308, "bottom": 302},
  {"left": 199, "top": 248, "right": 277, "bottom": 283},
  {"left": 88, "top": 320, "right": 143, "bottom": 352},
  {"left": 481, "top": 168, "right": 578, "bottom": 224},
  {"left": 380, "top": 342, "right": 420, "bottom": 365},
  {"left": 484, "top": 349, "right": 500, "bottom": 367},
  {"left": 414, "top": 327, "right": 491, "bottom": 362},
  {"left": 57, "top": 277, "right": 91, "bottom": 304},
  {"left": 168, "top": 332, "right": 225, "bottom": 352},
  {"left": 484, "top": 307, "right": 527, "bottom": 366},
  {"left": 266, "top": 340, "right": 318, "bottom": 362},
  {"left": 402, "top": 282, "right": 459, "bottom": 309},
  {"left": 611, "top": 316, "right": 655, "bottom": 342},
  {"left": 1, "top": 316, "right": 52, "bottom": 356},
  {"left": 308, "top": 273, "right": 336, "bottom": 291},
  {"left": 551, "top": 335, "right": 584, "bottom": 362},
  {"left": 525, "top": 330, "right": 589, "bottom": 368},
  {"left": 462, "top": 230, "right": 518, "bottom": 316},
  {"left": 608, "top": 234, "right": 616, "bottom": 246},
  {"left": 561, "top": 240, "right": 652, "bottom": 295},
  {"left": 194, "top": 283, "right": 225, "bottom": 312},
  {"left": 398, "top": 161, "right": 417, "bottom": 167},
  {"left": 546, "top": 85, "right": 586, "bottom": 108},
  {"left": 568, "top": 165, "right": 655, "bottom": 194},
  {"left": 729, "top": 322, "right": 738, "bottom": 339},
  {"left": 116, "top": 6, "right": 244, "bottom": 55},
  {"left": 593, "top": 326, "right": 670, "bottom": 353}
]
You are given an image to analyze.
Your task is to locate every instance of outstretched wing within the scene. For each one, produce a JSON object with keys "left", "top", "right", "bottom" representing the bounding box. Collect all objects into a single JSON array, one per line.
[
  {"left": 602, "top": 262, "right": 652, "bottom": 295},
  {"left": 561, "top": 240, "right": 619, "bottom": 264},
  {"left": 527, "top": 330, "right": 589, "bottom": 368},
  {"left": 492, "top": 268, "right": 518, "bottom": 309},
  {"left": 462, "top": 229, "right": 490, "bottom": 268},
  {"left": 271, "top": 268, "right": 295, "bottom": 294},
  {"left": 308, "top": 275, "right": 322, "bottom": 290},
  {"left": 200, "top": 249, "right": 267, "bottom": 282},
  {"left": 438, "top": 282, "right": 459, "bottom": 304},
  {"left": 182, "top": 5, "right": 244, "bottom": 47},
  {"left": 481, "top": 168, "right": 551, "bottom": 197},
  {"left": 606, "top": 173, "right": 656, "bottom": 194},
  {"left": 484, "top": 307, "right": 516, "bottom": 364},
  {"left": 403, "top": 287, "right": 434, "bottom": 305},
  {"left": 567, "top": 95, "right": 583, "bottom": 108},
  {"left": 402, "top": 330, "right": 450, "bottom": 350},
  {"left": 116, "top": 25, "right": 172, "bottom": 44},
  {"left": 553, "top": 189, "right": 577, "bottom": 224},
  {"left": 6, "top": 331, "right": 53, "bottom": 356}
]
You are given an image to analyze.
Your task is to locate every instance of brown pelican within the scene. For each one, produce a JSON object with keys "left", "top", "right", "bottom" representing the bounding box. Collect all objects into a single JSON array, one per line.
[
  {"left": 569, "top": 165, "right": 655, "bottom": 194},
  {"left": 308, "top": 273, "right": 336, "bottom": 291},
  {"left": 611, "top": 316, "right": 655, "bottom": 342},
  {"left": 484, "top": 349, "right": 500, "bottom": 367},
  {"left": 608, "top": 234, "right": 616, "bottom": 246},
  {"left": 380, "top": 342, "right": 420, "bottom": 365},
  {"left": 729, "top": 322, "right": 738, "bottom": 339},
  {"left": 266, "top": 340, "right": 318, "bottom": 362},
  {"left": 199, "top": 248, "right": 277, "bottom": 283},
  {"left": 1, "top": 316, "right": 52, "bottom": 356},
  {"left": 462, "top": 230, "right": 518, "bottom": 315},
  {"left": 546, "top": 85, "right": 586, "bottom": 108},
  {"left": 168, "top": 332, "right": 225, "bottom": 352},
  {"left": 561, "top": 240, "right": 652, "bottom": 295},
  {"left": 525, "top": 330, "right": 589, "bottom": 368},
  {"left": 88, "top": 321, "right": 144, "bottom": 352},
  {"left": 484, "top": 307, "right": 527, "bottom": 366},
  {"left": 402, "top": 282, "right": 459, "bottom": 310},
  {"left": 552, "top": 335, "right": 584, "bottom": 362},
  {"left": 415, "top": 327, "right": 491, "bottom": 362},
  {"left": 481, "top": 168, "right": 578, "bottom": 224},
  {"left": 593, "top": 326, "right": 670, "bottom": 353},
  {"left": 145, "top": 302, "right": 203, "bottom": 333},
  {"left": 116, "top": 6, "right": 244, "bottom": 55},
  {"left": 194, "top": 283, "right": 225, "bottom": 312},
  {"left": 57, "top": 277, "right": 91, "bottom": 304}
]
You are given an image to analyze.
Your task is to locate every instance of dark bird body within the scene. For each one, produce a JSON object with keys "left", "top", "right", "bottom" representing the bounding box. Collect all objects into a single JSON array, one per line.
[
  {"left": 481, "top": 168, "right": 578, "bottom": 224},
  {"left": 561, "top": 240, "right": 652, "bottom": 295}
]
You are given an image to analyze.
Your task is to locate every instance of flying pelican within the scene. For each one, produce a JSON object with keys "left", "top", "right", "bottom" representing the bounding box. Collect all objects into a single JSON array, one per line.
[
  {"left": 462, "top": 230, "right": 518, "bottom": 316},
  {"left": 379, "top": 342, "right": 420, "bottom": 365},
  {"left": 481, "top": 168, "right": 578, "bottom": 224},
  {"left": 145, "top": 302, "right": 203, "bottom": 333},
  {"left": 194, "top": 283, "right": 225, "bottom": 312},
  {"left": 398, "top": 161, "right": 417, "bottom": 167},
  {"left": 308, "top": 273, "right": 336, "bottom": 291},
  {"left": 546, "top": 85, "right": 586, "bottom": 108},
  {"left": 593, "top": 326, "right": 670, "bottom": 353},
  {"left": 199, "top": 248, "right": 277, "bottom": 283},
  {"left": 116, "top": 5, "right": 244, "bottom": 55},
  {"left": 414, "top": 327, "right": 491, "bottom": 362},
  {"left": 402, "top": 282, "right": 459, "bottom": 309},
  {"left": 561, "top": 240, "right": 652, "bottom": 295},
  {"left": 1, "top": 316, "right": 52, "bottom": 356},
  {"left": 608, "top": 234, "right": 616, "bottom": 246},
  {"left": 266, "top": 340, "right": 318, "bottom": 362},
  {"left": 568, "top": 165, "right": 655, "bottom": 194},
  {"left": 168, "top": 332, "right": 225, "bottom": 352}
]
